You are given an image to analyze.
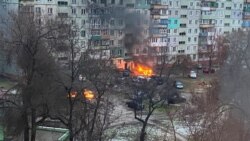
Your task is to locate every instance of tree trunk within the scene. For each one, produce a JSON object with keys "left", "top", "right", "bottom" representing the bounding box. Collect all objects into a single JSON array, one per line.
[
  {"left": 24, "top": 113, "right": 30, "bottom": 141},
  {"left": 140, "top": 123, "right": 147, "bottom": 141},
  {"left": 31, "top": 109, "right": 37, "bottom": 141}
]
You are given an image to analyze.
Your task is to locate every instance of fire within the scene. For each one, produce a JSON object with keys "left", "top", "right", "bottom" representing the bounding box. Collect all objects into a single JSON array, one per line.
[
  {"left": 132, "top": 63, "right": 153, "bottom": 77},
  {"left": 83, "top": 89, "right": 95, "bottom": 100},
  {"left": 68, "top": 89, "right": 95, "bottom": 100}
]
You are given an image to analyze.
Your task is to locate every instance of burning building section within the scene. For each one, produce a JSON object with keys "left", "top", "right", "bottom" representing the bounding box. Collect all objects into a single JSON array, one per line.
[{"left": 115, "top": 0, "right": 168, "bottom": 77}]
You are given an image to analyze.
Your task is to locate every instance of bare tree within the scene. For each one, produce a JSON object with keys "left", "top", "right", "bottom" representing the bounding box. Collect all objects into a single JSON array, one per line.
[{"left": 0, "top": 11, "right": 60, "bottom": 141}]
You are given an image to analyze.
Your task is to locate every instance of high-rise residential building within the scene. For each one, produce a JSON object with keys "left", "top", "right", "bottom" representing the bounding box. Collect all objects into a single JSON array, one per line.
[
  {"left": 176, "top": 0, "right": 200, "bottom": 62},
  {"left": 3, "top": 0, "right": 249, "bottom": 70},
  {"left": 0, "top": 0, "right": 20, "bottom": 75},
  {"left": 242, "top": 0, "right": 250, "bottom": 29},
  {"left": 199, "top": 0, "right": 243, "bottom": 65},
  {"left": 147, "top": 0, "right": 168, "bottom": 66}
]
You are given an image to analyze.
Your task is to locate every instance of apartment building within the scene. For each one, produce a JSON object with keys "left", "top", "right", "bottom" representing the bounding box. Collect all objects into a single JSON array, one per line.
[
  {"left": 242, "top": 0, "right": 250, "bottom": 29},
  {"left": 177, "top": 0, "right": 200, "bottom": 62},
  {"left": 199, "top": 0, "right": 243, "bottom": 64},
  {"left": 147, "top": 0, "right": 168, "bottom": 66},
  {"left": 0, "top": 0, "right": 20, "bottom": 75}
]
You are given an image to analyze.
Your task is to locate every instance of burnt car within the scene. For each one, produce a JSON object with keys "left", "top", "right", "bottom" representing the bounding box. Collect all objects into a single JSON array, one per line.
[
  {"left": 203, "top": 67, "right": 215, "bottom": 74},
  {"left": 150, "top": 75, "right": 164, "bottom": 85},
  {"left": 167, "top": 93, "right": 186, "bottom": 104},
  {"left": 126, "top": 100, "right": 144, "bottom": 110}
]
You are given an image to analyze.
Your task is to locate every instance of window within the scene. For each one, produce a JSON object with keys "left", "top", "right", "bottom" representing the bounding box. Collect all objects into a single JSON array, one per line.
[
  {"left": 48, "top": 8, "right": 53, "bottom": 14},
  {"left": 194, "top": 29, "right": 197, "bottom": 33},
  {"left": 189, "top": 20, "right": 192, "bottom": 24},
  {"left": 72, "top": 0, "right": 76, "bottom": 4},
  {"left": 58, "top": 1, "right": 68, "bottom": 6},
  {"left": 190, "top": 2, "right": 193, "bottom": 6},
  {"left": 111, "top": 0, "right": 115, "bottom": 4},
  {"left": 174, "top": 29, "right": 177, "bottom": 33},
  {"left": 169, "top": 10, "right": 171, "bottom": 15},
  {"left": 221, "top": 3, "right": 224, "bottom": 8},
  {"left": 194, "top": 37, "right": 197, "bottom": 42},
  {"left": 175, "top": 10, "right": 178, "bottom": 15},
  {"left": 81, "top": 20, "right": 85, "bottom": 26},
  {"left": 119, "top": 0, "right": 123, "bottom": 5},
  {"left": 72, "top": 8, "right": 76, "bottom": 14},
  {"left": 81, "top": 31, "right": 86, "bottom": 37},
  {"left": 195, "top": 20, "right": 198, "bottom": 24},
  {"left": 110, "top": 19, "right": 115, "bottom": 25},
  {"left": 118, "top": 19, "right": 123, "bottom": 26},
  {"left": 188, "top": 37, "right": 191, "bottom": 42},
  {"left": 118, "top": 40, "right": 123, "bottom": 45},
  {"left": 48, "top": 0, "right": 52, "bottom": 1},
  {"left": 174, "top": 20, "right": 177, "bottom": 24},
  {"left": 110, "top": 40, "right": 114, "bottom": 45},
  {"left": 110, "top": 30, "right": 114, "bottom": 35},
  {"left": 188, "top": 29, "right": 191, "bottom": 33},
  {"left": 189, "top": 11, "right": 192, "bottom": 15},
  {"left": 240, "top": 4, "right": 242, "bottom": 8},
  {"left": 35, "top": 7, "right": 41, "bottom": 13},
  {"left": 173, "top": 47, "right": 176, "bottom": 52},
  {"left": 180, "top": 15, "right": 187, "bottom": 18},
  {"left": 169, "top": 1, "right": 172, "bottom": 7},
  {"left": 81, "top": 9, "right": 86, "bottom": 15}
]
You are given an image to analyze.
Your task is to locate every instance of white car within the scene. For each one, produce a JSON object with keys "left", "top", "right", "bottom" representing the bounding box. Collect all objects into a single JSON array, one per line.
[{"left": 189, "top": 70, "right": 197, "bottom": 78}]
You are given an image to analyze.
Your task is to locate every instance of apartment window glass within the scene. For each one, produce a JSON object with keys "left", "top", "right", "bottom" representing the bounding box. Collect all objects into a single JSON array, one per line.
[
  {"left": 48, "top": 0, "right": 52, "bottom": 1},
  {"left": 189, "top": 20, "right": 192, "bottom": 24},
  {"left": 194, "top": 37, "right": 197, "bottom": 42},
  {"left": 72, "top": 0, "right": 76, "bottom": 4},
  {"left": 190, "top": 2, "right": 193, "bottom": 6},
  {"left": 188, "top": 37, "right": 191, "bottom": 42},
  {"left": 194, "top": 29, "right": 197, "bottom": 33},
  {"left": 169, "top": 1, "right": 172, "bottom": 7},
  {"left": 48, "top": 8, "right": 53, "bottom": 14},
  {"left": 72, "top": 8, "right": 76, "bottom": 14},
  {"left": 111, "top": 0, "right": 115, "bottom": 4},
  {"left": 81, "top": 20, "right": 85, "bottom": 26},
  {"left": 174, "top": 29, "right": 177, "bottom": 33},
  {"left": 175, "top": 10, "right": 178, "bottom": 15},
  {"left": 119, "top": 0, "right": 123, "bottom": 5},
  {"left": 221, "top": 3, "right": 224, "bottom": 8},
  {"left": 81, "top": 31, "right": 86, "bottom": 37},
  {"left": 36, "top": 7, "right": 41, "bottom": 13},
  {"left": 188, "top": 29, "right": 191, "bottom": 33},
  {"left": 81, "top": 9, "right": 86, "bottom": 15}
]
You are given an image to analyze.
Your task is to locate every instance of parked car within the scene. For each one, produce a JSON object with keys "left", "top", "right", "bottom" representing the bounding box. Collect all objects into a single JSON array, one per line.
[
  {"left": 203, "top": 67, "right": 215, "bottom": 74},
  {"left": 150, "top": 75, "right": 164, "bottom": 85},
  {"left": 189, "top": 70, "right": 197, "bottom": 78},
  {"left": 167, "top": 93, "right": 186, "bottom": 104},
  {"left": 174, "top": 81, "right": 184, "bottom": 89},
  {"left": 126, "top": 100, "right": 144, "bottom": 110},
  {"left": 122, "top": 69, "right": 130, "bottom": 77},
  {"left": 197, "top": 64, "right": 203, "bottom": 69}
]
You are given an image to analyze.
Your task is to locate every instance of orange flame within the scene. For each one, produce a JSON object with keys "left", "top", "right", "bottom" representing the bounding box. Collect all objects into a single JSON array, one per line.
[
  {"left": 133, "top": 63, "right": 153, "bottom": 77},
  {"left": 68, "top": 89, "right": 95, "bottom": 100},
  {"left": 83, "top": 89, "right": 95, "bottom": 100}
]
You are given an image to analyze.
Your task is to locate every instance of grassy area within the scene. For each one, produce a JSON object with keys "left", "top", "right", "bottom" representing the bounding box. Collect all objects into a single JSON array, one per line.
[{"left": 0, "top": 77, "right": 16, "bottom": 90}]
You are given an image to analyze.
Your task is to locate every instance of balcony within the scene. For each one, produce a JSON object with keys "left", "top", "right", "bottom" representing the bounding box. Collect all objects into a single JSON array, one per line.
[
  {"left": 199, "top": 23, "right": 215, "bottom": 28},
  {"left": 199, "top": 32, "right": 208, "bottom": 36},
  {"left": 150, "top": 4, "right": 168, "bottom": 10}
]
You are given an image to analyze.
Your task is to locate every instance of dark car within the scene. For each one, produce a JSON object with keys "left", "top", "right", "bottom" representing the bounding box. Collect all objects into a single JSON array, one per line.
[
  {"left": 197, "top": 64, "right": 203, "bottom": 70},
  {"left": 167, "top": 93, "right": 186, "bottom": 104},
  {"left": 150, "top": 75, "right": 164, "bottom": 85},
  {"left": 126, "top": 100, "right": 144, "bottom": 110},
  {"left": 122, "top": 69, "right": 130, "bottom": 77},
  {"left": 203, "top": 67, "right": 215, "bottom": 74},
  {"left": 174, "top": 81, "right": 184, "bottom": 89}
]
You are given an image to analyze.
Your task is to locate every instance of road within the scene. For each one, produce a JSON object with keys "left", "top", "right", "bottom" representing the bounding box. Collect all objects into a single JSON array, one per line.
[{"left": 109, "top": 93, "right": 188, "bottom": 141}]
